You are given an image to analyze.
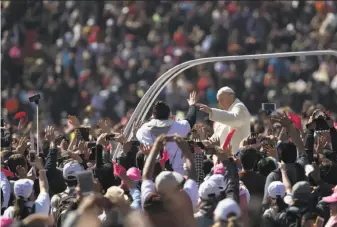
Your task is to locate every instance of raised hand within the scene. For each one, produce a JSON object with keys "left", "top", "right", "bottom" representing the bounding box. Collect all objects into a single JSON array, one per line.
[
  {"left": 263, "top": 144, "right": 277, "bottom": 159},
  {"left": 271, "top": 113, "right": 292, "bottom": 127},
  {"left": 15, "top": 137, "right": 28, "bottom": 154},
  {"left": 140, "top": 144, "right": 151, "bottom": 155},
  {"left": 196, "top": 103, "right": 212, "bottom": 114},
  {"left": 58, "top": 139, "right": 68, "bottom": 152},
  {"left": 32, "top": 157, "right": 44, "bottom": 170},
  {"left": 97, "top": 120, "right": 110, "bottom": 134},
  {"left": 44, "top": 126, "right": 56, "bottom": 142},
  {"left": 315, "top": 134, "right": 329, "bottom": 153},
  {"left": 96, "top": 133, "right": 108, "bottom": 146},
  {"left": 187, "top": 91, "right": 197, "bottom": 106},
  {"left": 173, "top": 135, "right": 191, "bottom": 154}
]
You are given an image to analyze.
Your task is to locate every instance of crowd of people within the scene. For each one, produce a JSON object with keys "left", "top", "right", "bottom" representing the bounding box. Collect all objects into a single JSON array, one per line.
[{"left": 1, "top": 0, "right": 337, "bottom": 227}]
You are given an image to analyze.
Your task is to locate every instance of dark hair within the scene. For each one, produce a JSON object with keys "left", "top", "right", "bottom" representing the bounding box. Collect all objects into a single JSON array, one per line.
[
  {"left": 152, "top": 101, "right": 170, "bottom": 120},
  {"left": 7, "top": 154, "right": 27, "bottom": 174},
  {"left": 257, "top": 157, "right": 276, "bottom": 177},
  {"left": 277, "top": 142, "right": 297, "bottom": 164},
  {"left": 239, "top": 147, "right": 258, "bottom": 171},
  {"left": 143, "top": 193, "right": 165, "bottom": 214},
  {"left": 274, "top": 196, "right": 288, "bottom": 213},
  {"left": 13, "top": 196, "right": 31, "bottom": 220}
]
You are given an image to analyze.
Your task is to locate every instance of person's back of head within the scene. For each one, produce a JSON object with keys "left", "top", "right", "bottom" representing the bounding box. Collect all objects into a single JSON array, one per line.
[
  {"left": 7, "top": 154, "right": 27, "bottom": 176},
  {"left": 152, "top": 101, "right": 170, "bottom": 120},
  {"left": 277, "top": 142, "right": 297, "bottom": 164},
  {"left": 239, "top": 147, "right": 258, "bottom": 171},
  {"left": 257, "top": 157, "right": 277, "bottom": 177}
]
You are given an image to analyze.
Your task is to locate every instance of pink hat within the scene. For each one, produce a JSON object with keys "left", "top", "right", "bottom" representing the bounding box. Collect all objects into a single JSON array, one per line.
[
  {"left": 0, "top": 217, "right": 13, "bottom": 227},
  {"left": 126, "top": 167, "right": 141, "bottom": 181},
  {"left": 323, "top": 191, "right": 337, "bottom": 203}
]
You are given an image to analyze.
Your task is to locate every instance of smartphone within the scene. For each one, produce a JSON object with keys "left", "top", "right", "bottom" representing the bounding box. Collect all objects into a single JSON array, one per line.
[
  {"left": 1, "top": 119, "right": 4, "bottom": 127},
  {"left": 131, "top": 140, "right": 140, "bottom": 146},
  {"left": 29, "top": 151, "right": 36, "bottom": 162},
  {"left": 262, "top": 103, "right": 276, "bottom": 114},
  {"left": 76, "top": 170, "right": 94, "bottom": 196},
  {"left": 106, "top": 134, "right": 115, "bottom": 141},
  {"left": 315, "top": 217, "right": 324, "bottom": 227},
  {"left": 79, "top": 127, "right": 90, "bottom": 141},
  {"left": 87, "top": 142, "right": 96, "bottom": 149}
]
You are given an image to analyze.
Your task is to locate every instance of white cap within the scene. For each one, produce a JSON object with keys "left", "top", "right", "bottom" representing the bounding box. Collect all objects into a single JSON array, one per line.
[
  {"left": 268, "top": 181, "right": 286, "bottom": 199},
  {"left": 63, "top": 161, "right": 84, "bottom": 180},
  {"left": 14, "top": 179, "right": 34, "bottom": 199},
  {"left": 217, "top": 86, "right": 234, "bottom": 96},
  {"left": 239, "top": 183, "right": 251, "bottom": 203},
  {"left": 208, "top": 174, "right": 226, "bottom": 192},
  {"left": 214, "top": 198, "right": 241, "bottom": 221},
  {"left": 198, "top": 180, "right": 221, "bottom": 200},
  {"left": 155, "top": 171, "right": 184, "bottom": 193}
]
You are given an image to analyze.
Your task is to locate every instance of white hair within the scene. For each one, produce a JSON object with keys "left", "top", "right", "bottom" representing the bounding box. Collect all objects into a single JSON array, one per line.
[{"left": 217, "top": 86, "right": 235, "bottom": 97}]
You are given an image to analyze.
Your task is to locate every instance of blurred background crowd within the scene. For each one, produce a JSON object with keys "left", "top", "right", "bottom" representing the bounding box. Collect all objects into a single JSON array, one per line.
[{"left": 1, "top": 0, "right": 337, "bottom": 130}]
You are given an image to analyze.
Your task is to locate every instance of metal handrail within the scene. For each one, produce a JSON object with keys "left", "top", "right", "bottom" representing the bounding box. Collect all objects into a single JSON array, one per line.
[{"left": 115, "top": 50, "right": 337, "bottom": 156}]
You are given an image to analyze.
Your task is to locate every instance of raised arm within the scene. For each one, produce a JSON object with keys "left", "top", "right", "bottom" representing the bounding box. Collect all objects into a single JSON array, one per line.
[
  {"left": 174, "top": 136, "right": 197, "bottom": 181},
  {"left": 198, "top": 103, "right": 247, "bottom": 128},
  {"left": 34, "top": 157, "right": 49, "bottom": 193},
  {"left": 185, "top": 91, "right": 197, "bottom": 128},
  {"left": 142, "top": 136, "right": 164, "bottom": 180}
]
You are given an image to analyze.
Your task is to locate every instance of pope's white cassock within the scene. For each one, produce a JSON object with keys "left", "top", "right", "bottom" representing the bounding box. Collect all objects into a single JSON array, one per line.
[{"left": 209, "top": 98, "right": 251, "bottom": 154}]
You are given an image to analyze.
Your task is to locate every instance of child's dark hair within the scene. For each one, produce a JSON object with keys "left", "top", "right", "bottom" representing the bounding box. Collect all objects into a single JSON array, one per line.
[{"left": 152, "top": 101, "right": 170, "bottom": 120}]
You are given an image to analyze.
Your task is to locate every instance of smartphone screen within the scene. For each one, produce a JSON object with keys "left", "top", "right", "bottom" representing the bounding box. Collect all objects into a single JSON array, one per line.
[
  {"left": 76, "top": 170, "right": 94, "bottom": 196},
  {"left": 262, "top": 103, "right": 276, "bottom": 112},
  {"left": 79, "top": 127, "right": 90, "bottom": 141},
  {"left": 29, "top": 151, "right": 36, "bottom": 162}
]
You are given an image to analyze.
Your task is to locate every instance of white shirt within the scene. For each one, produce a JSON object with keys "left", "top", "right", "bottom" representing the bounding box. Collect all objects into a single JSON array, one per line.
[
  {"left": 1, "top": 171, "right": 11, "bottom": 209},
  {"left": 209, "top": 99, "right": 251, "bottom": 153},
  {"left": 141, "top": 179, "right": 198, "bottom": 209},
  {"left": 136, "top": 119, "right": 191, "bottom": 175},
  {"left": 3, "top": 192, "right": 50, "bottom": 218}
]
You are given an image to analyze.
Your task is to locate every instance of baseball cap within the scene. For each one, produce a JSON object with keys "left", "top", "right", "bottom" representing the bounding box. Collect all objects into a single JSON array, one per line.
[
  {"left": 208, "top": 174, "right": 226, "bottom": 191},
  {"left": 268, "top": 181, "right": 286, "bottom": 199},
  {"left": 155, "top": 171, "right": 184, "bottom": 193},
  {"left": 126, "top": 167, "right": 141, "bottom": 181},
  {"left": 0, "top": 217, "right": 13, "bottom": 227},
  {"left": 63, "top": 161, "right": 84, "bottom": 180},
  {"left": 198, "top": 180, "right": 220, "bottom": 200},
  {"left": 105, "top": 186, "right": 129, "bottom": 203},
  {"left": 323, "top": 191, "right": 337, "bottom": 203},
  {"left": 214, "top": 198, "right": 241, "bottom": 221},
  {"left": 292, "top": 181, "right": 312, "bottom": 201},
  {"left": 14, "top": 179, "right": 34, "bottom": 199}
]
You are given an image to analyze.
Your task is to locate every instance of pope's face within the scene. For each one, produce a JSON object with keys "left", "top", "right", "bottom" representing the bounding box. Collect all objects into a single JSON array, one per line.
[{"left": 217, "top": 93, "right": 233, "bottom": 110}]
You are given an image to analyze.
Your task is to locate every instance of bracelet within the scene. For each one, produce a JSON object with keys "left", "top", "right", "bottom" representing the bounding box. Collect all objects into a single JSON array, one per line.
[{"left": 39, "top": 169, "right": 47, "bottom": 172}]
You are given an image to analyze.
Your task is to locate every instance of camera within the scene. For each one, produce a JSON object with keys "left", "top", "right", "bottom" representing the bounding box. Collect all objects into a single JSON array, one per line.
[{"left": 28, "top": 94, "right": 41, "bottom": 104}]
